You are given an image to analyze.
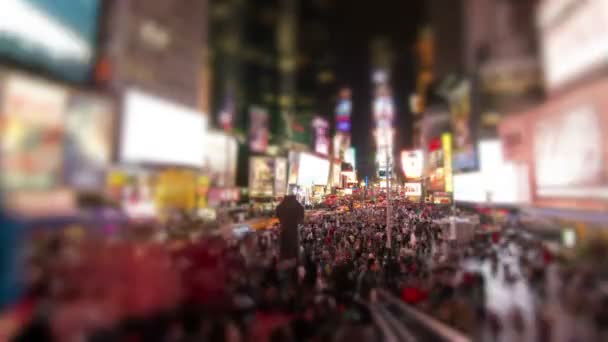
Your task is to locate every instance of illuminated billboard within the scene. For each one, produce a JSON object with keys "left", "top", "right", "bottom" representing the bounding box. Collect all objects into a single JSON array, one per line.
[
  {"left": 426, "top": 137, "right": 445, "bottom": 192},
  {"left": 331, "top": 162, "right": 341, "bottom": 187},
  {"left": 249, "top": 106, "right": 269, "bottom": 153},
  {"left": 534, "top": 106, "right": 605, "bottom": 198},
  {"left": 401, "top": 150, "right": 423, "bottom": 180},
  {"left": 0, "top": 0, "right": 101, "bottom": 83},
  {"left": 454, "top": 140, "right": 529, "bottom": 204},
  {"left": 538, "top": 0, "right": 608, "bottom": 90},
  {"left": 204, "top": 131, "right": 238, "bottom": 187},
  {"left": 288, "top": 151, "right": 299, "bottom": 185},
  {"left": 448, "top": 80, "right": 478, "bottom": 172},
  {"left": 373, "top": 85, "right": 394, "bottom": 129},
  {"left": 297, "top": 153, "right": 330, "bottom": 186},
  {"left": 333, "top": 133, "right": 351, "bottom": 160},
  {"left": 1, "top": 74, "right": 67, "bottom": 190},
  {"left": 345, "top": 147, "right": 356, "bottom": 167},
  {"left": 312, "top": 116, "right": 330, "bottom": 155},
  {"left": 251, "top": 156, "right": 294, "bottom": 197},
  {"left": 218, "top": 91, "right": 235, "bottom": 132},
  {"left": 335, "top": 88, "right": 352, "bottom": 132},
  {"left": 341, "top": 171, "right": 357, "bottom": 184},
  {"left": 404, "top": 182, "right": 422, "bottom": 196},
  {"left": 120, "top": 89, "right": 207, "bottom": 167},
  {"left": 64, "top": 94, "right": 113, "bottom": 190},
  {"left": 249, "top": 157, "right": 275, "bottom": 198},
  {"left": 442, "top": 133, "right": 453, "bottom": 193}
]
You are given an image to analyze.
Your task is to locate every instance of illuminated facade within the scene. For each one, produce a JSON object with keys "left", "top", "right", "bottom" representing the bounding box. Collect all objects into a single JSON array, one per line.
[{"left": 370, "top": 38, "right": 396, "bottom": 181}]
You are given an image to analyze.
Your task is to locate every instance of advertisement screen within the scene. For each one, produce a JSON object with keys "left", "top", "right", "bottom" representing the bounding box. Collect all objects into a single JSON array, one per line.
[
  {"left": 298, "top": 153, "right": 330, "bottom": 186},
  {"left": 448, "top": 80, "right": 478, "bottom": 172},
  {"left": 64, "top": 94, "right": 113, "bottom": 190},
  {"left": 218, "top": 92, "right": 235, "bottom": 132},
  {"left": 335, "top": 88, "right": 352, "bottom": 132},
  {"left": 0, "top": 0, "right": 100, "bottom": 82},
  {"left": 341, "top": 171, "right": 356, "bottom": 184},
  {"left": 249, "top": 157, "right": 274, "bottom": 198},
  {"left": 288, "top": 151, "right": 299, "bottom": 185},
  {"left": 345, "top": 147, "right": 356, "bottom": 167},
  {"left": 1, "top": 74, "right": 67, "bottom": 190},
  {"left": 534, "top": 106, "right": 606, "bottom": 198},
  {"left": 539, "top": 0, "right": 608, "bottom": 90},
  {"left": 336, "top": 100, "right": 352, "bottom": 132},
  {"left": 404, "top": 182, "right": 422, "bottom": 196},
  {"left": 312, "top": 116, "right": 330, "bottom": 156},
  {"left": 204, "top": 131, "right": 238, "bottom": 187},
  {"left": 274, "top": 157, "right": 287, "bottom": 197},
  {"left": 401, "top": 150, "right": 423, "bottom": 179},
  {"left": 454, "top": 140, "right": 528, "bottom": 204},
  {"left": 442, "top": 133, "right": 453, "bottom": 193},
  {"left": 331, "top": 162, "right": 341, "bottom": 187},
  {"left": 373, "top": 84, "right": 394, "bottom": 129},
  {"left": 333, "top": 134, "right": 351, "bottom": 160},
  {"left": 427, "top": 137, "right": 445, "bottom": 192},
  {"left": 249, "top": 106, "right": 269, "bottom": 153},
  {"left": 120, "top": 90, "right": 207, "bottom": 167}
]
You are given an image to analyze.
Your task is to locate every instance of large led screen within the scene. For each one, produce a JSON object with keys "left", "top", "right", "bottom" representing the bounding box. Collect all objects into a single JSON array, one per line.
[
  {"left": 401, "top": 150, "right": 423, "bottom": 180},
  {"left": 120, "top": 90, "right": 206, "bottom": 167},
  {"left": 297, "top": 153, "right": 330, "bottom": 186},
  {"left": 448, "top": 80, "right": 478, "bottom": 172},
  {"left": 312, "top": 116, "right": 330, "bottom": 156},
  {"left": 249, "top": 157, "right": 274, "bottom": 198},
  {"left": 63, "top": 94, "right": 113, "bottom": 190},
  {"left": 454, "top": 140, "right": 529, "bottom": 204},
  {"left": 0, "top": 0, "right": 100, "bottom": 82},
  {"left": 534, "top": 106, "right": 606, "bottom": 198},
  {"left": 1, "top": 74, "right": 67, "bottom": 190},
  {"left": 538, "top": 0, "right": 608, "bottom": 90},
  {"left": 204, "top": 131, "right": 237, "bottom": 187},
  {"left": 249, "top": 106, "right": 269, "bottom": 153}
]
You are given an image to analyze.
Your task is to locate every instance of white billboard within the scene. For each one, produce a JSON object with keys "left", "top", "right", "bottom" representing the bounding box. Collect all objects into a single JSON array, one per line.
[
  {"left": 454, "top": 140, "right": 530, "bottom": 204},
  {"left": 534, "top": 106, "right": 606, "bottom": 198},
  {"left": 538, "top": 0, "right": 608, "bottom": 90},
  {"left": 121, "top": 90, "right": 207, "bottom": 167},
  {"left": 401, "top": 150, "right": 423, "bottom": 179},
  {"left": 404, "top": 182, "right": 422, "bottom": 196},
  {"left": 203, "top": 131, "right": 237, "bottom": 187},
  {"left": 298, "top": 153, "right": 330, "bottom": 186}
]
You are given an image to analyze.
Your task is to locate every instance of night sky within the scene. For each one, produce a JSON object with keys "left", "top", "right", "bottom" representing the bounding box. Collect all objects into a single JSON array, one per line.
[{"left": 324, "top": 0, "right": 425, "bottom": 179}]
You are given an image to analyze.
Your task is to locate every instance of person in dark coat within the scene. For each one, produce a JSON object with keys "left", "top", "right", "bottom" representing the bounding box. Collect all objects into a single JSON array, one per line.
[{"left": 276, "top": 195, "right": 305, "bottom": 263}]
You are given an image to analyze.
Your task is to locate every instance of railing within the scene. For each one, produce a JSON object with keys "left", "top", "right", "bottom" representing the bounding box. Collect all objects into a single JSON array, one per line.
[{"left": 373, "top": 290, "right": 471, "bottom": 342}]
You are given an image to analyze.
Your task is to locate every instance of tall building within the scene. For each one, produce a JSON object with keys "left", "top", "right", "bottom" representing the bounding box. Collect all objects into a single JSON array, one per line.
[
  {"left": 500, "top": 0, "right": 608, "bottom": 215},
  {"left": 210, "top": 0, "right": 341, "bottom": 145},
  {"left": 370, "top": 37, "right": 396, "bottom": 181},
  {"left": 101, "top": 0, "right": 207, "bottom": 108},
  {"left": 411, "top": 0, "right": 543, "bottom": 203}
]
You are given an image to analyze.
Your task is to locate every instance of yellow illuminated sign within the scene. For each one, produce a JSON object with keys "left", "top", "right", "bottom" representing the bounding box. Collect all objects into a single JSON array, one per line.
[{"left": 442, "top": 133, "right": 453, "bottom": 193}]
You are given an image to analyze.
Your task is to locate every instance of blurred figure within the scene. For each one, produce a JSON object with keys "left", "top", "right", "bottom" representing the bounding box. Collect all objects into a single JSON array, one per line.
[{"left": 276, "top": 195, "right": 304, "bottom": 266}]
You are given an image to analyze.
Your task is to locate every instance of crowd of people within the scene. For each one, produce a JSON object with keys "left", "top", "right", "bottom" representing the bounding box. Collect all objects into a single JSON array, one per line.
[{"left": 4, "top": 195, "right": 608, "bottom": 341}]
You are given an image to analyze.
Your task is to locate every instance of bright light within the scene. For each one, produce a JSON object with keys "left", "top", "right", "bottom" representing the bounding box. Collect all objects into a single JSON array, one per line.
[
  {"left": 562, "top": 228, "right": 576, "bottom": 248},
  {"left": 454, "top": 139, "right": 529, "bottom": 204},
  {"left": 401, "top": 150, "right": 423, "bottom": 179},
  {"left": 121, "top": 90, "right": 207, "bottom": 167},
  {"left": 298, "top": 153, "right": 330, "bottom": 186},
  {"left": 0, "top": 0, "right": 93, "bottom": 62},
  {"left": 404, "top": 182, "right": 422, "bottom": 196}
]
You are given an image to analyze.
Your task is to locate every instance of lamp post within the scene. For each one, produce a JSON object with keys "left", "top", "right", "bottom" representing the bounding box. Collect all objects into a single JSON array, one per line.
[{"left": 385, "top": 146, "right": 391, "bottom": 249}]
